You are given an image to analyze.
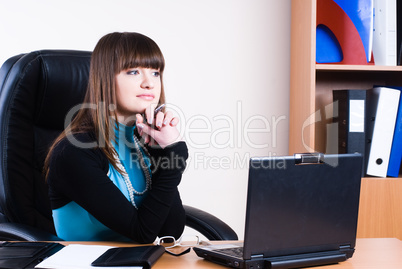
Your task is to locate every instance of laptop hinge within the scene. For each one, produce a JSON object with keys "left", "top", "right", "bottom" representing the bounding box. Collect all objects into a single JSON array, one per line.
[
  {"left": 251, "top": 254, "right": 264, "bottom": 260},
  {"left": 294, "top": 153, "right": 324, "bottom": 164},
  {"left": 339, "top": 244, "right": 351, "bottom": 250}
]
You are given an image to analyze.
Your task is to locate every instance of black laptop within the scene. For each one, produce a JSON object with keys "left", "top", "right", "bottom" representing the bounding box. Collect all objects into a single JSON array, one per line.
[{"left": 193, "top": 153, "right": 362, "bottom": 269}]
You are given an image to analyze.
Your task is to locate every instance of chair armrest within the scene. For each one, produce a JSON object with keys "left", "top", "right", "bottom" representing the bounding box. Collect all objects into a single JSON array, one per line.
[
  {"left": 183, "top": 205, "right": 238, "bottom": 240},
  {"left": 0, "top": 208, "right": 238, "bottom": 241},
  {"left": 0, "top": 223, "right": 63, "bottom": 241}
]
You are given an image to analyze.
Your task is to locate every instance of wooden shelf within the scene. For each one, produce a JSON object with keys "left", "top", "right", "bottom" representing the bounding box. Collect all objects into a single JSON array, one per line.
[
  {"left": 290, "top": 0, "right": 402, "bottom": 240},
  {"left": 316, "top": 64, "right": 402, "bottom": 71}
]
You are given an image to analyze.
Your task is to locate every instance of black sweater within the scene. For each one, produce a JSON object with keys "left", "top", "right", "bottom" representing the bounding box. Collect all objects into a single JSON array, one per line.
[{"left": 47, "top": 132, "right": 188, "bottom": 243}]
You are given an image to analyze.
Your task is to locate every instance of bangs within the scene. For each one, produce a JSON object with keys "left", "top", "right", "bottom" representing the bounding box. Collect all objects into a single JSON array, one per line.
[{"left": 115, "top": 33, "right": 165, "bottom": 73}]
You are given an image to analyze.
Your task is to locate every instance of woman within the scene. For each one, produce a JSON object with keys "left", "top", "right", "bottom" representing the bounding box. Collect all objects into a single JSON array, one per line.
[{"left": 44, "top": 32, "right": 188, "bottom": 243}]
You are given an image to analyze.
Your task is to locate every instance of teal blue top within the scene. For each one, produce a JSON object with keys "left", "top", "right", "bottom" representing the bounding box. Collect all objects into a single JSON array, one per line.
[{"left": 52, "top": 122, "right": 151, "bottom": 241}]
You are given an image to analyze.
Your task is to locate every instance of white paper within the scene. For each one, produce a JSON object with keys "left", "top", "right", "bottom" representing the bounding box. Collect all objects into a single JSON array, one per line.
[
  {"left": 349, "top": 100, "right": 365, "bottom": 132},
  {"left": 35, "top": 244, "right": 141, "bottom": 269}
]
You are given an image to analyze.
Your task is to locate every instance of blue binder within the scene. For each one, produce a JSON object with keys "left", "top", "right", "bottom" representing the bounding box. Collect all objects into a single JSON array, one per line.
[{"left": 387, "top": 87, "right": 402, "bottom": 177}]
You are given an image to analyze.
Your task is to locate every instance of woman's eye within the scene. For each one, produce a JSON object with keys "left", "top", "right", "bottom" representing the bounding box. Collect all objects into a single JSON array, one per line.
[
  {"left": 152, "top": 71, "right": 160, "bottom": 77},
  {"left": 127, "top": 70, "right": 139, "bottom": 75}
]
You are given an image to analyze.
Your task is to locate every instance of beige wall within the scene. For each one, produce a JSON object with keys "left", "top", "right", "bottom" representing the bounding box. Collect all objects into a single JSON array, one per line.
[{"left": 0, "top": 0, "right": 291, "bottom": 239}]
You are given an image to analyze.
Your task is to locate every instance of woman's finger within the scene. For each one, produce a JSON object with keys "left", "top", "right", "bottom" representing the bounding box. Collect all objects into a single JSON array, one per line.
[
  {"left": 155, "top": 111, "right": 165, "bottom": 129},
  {"left": 170, "top": 117, "right": 179, "bottom": 127},
  {"left": 136, "top": 114, "right": 144, "bottom": 123},
  {"left": 144, "top": 105, "right": 154, "bottom": 125},
  {"left": 162, "top": 111, "right": 173, "bottom": 126}
]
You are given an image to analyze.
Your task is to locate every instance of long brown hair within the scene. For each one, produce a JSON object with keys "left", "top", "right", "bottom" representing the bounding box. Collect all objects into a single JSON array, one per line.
[{"left": 44, "top": 32, "right": 166, "bottom": 177}]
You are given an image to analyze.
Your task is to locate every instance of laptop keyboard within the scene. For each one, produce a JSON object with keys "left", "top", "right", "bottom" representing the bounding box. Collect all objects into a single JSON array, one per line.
[{"left": 214, "top": 247, "right": 244, "bottom": 258}]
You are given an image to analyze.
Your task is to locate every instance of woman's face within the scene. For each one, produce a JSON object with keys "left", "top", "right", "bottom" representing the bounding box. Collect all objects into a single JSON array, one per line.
[{"left": 114, "top": 67, "right": 161, "bottom": 123}]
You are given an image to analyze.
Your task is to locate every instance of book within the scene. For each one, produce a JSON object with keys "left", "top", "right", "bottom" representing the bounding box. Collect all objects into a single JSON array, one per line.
[
  {"left": 366, "top": 87, "right": 401, "bottom": 177},
  {"left": 332, "top": 89, "right": 369, "bottom": 177},
  {"left": 373, "top": 0, "right": 397, "bottom": 65},
  {"left": 0, "top": 242, "right": 64, "bottom": 269},
  {"left": 397, "top": 0, "right": 402, "bottom": 65},
  {"left": 92, "top": 245, "right": 164, "bottom": 268},
  {"left": 316, "top": 0, "right": 374, "bottom": 64},
  {"left": 387, "top": 87, "right": 402, "bottom": 177}
]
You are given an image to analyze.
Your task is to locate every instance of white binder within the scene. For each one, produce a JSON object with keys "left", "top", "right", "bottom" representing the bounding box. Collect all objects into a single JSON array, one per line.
[
  {"left": 372, "top": 0, "right": 397, "bottom": 66},
  {"left": 366, "top": 87, "right": 401, "bottom": 177}
]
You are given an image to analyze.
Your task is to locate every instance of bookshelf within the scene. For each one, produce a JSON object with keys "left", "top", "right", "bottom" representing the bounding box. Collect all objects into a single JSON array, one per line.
[{"left": 289, "top": 0, "right": 402, "bottom": 240}]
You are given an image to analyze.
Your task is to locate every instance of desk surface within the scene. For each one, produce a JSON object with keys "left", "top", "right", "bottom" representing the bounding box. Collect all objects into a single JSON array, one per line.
[{"left": 65, "top": 238, "right": 402, "bottom": 268}]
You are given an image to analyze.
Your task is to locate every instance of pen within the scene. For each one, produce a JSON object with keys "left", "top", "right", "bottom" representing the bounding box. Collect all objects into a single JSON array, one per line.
[
  {"left": 154, "top": 104, "right": 166, "bottom": 114},
  {"left": 143, "top": 104, "right": 165, "bottom": 125}
]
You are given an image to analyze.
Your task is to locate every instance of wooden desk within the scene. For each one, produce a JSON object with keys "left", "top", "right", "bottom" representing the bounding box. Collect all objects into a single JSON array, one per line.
[
  {"left": 64, "top": 238, "right": 402, "bottom": 268},
  {"left": 312, "top": 238, "right": 402, "bottom": 269}
]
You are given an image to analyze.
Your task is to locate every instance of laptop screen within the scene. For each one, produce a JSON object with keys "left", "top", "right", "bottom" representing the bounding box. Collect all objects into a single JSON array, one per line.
[{"left": 243, "top": 153, "right": 362, "bottom": 260}]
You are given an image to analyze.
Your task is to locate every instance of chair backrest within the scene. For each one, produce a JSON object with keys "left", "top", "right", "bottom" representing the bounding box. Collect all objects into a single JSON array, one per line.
[{"left": 0, "top": 50, "right": 91, "bottom": 234}]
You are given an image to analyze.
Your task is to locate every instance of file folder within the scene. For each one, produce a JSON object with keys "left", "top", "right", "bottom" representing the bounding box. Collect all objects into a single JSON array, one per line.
[{"left": 366, "top": 87, "right": 401, "bottom": 177}]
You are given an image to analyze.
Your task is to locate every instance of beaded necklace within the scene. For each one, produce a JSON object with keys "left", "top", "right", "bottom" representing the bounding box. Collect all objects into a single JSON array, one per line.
[{"left": 113, "top": 134, "right": 152, "bottom": 209}]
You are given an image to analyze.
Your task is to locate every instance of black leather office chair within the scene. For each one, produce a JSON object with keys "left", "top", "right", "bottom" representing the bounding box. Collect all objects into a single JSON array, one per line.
[{"left": 0, "top": 50, "right": 238, "bottom": 241}]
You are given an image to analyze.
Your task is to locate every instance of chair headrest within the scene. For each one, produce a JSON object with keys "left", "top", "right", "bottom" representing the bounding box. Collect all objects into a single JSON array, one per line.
[{"left": 0, "top": 50, "right": 91, "bottom": 131}]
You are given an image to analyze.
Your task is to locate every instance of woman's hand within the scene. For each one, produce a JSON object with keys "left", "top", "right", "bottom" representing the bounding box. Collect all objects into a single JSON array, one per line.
[{"left": 136, "top": 106, "right": 182, "bottom": 148}]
